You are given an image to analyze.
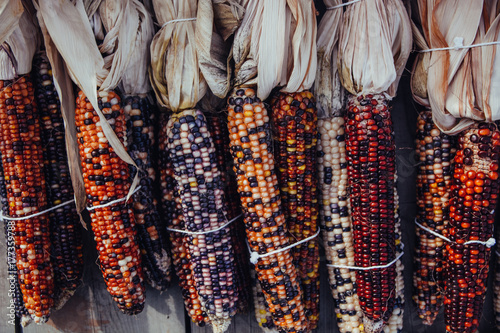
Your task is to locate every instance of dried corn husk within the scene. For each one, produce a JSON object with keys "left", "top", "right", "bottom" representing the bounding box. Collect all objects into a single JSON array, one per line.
[
  {"left": 113, "top": 0, "right": 155, "bottom": 96},
  {"left": 278, "top": 0, "right": 317, "bottom": 94},
  {"left": 0, "top": 0, "right": 38, "bottom": 79},
  {"left": 149, "top": 0, "right": 205, "bottom": 111},
  {"left": 338, "top": 0, "right": 412, "bottom": 98},
  {"left": 415, "top": 0, "right": 500, "bottom": 134},
  {"left": 195, "top": 0, "right": 232, "bottom": 99},
  {"left": 314, "top": 0, "right": 344, "bottom": 118},
  {"left": 36, "top": 0, "right": 143, "bottom": 210},
  {"left": 213, "top": 0, "right": 247, "bottom": 41}
]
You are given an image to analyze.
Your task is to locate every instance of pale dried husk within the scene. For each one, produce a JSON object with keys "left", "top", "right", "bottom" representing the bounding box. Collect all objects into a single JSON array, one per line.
[
  {"left": 196, "top": 0, "right": 232, "bottom": 99},
  {"left": 0, "top": 0, "right": 38, "bottom": 79},
  {"left": 213, "top": 0, "right": 248, "bottom": 41},
  {"left": 313, "top": 0, "right": 344, "bottom": 118},
  {"left": 36, "top": 0, "right": 142, "bottom": 211},
  {"left": 338, "top": 0, "right": 412, "bottom": 99},
  {"left": 111, "top": 0, "right": 154, "bottom": 96},
  {"left": 279, "top": 0, "right": 317, "bottom": 94},
  {"left": 416, "top": 0, "right": 500, "bottom": 134},
  {"left": 149, "top": 0, "right": 205, "bottom": 111}
]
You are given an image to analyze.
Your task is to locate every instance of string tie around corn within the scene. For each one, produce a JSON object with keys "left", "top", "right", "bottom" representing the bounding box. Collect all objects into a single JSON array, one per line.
[
  {"left": 161, "top": 17, "right": 196, "bottom": 29},
  {"left": 0, "top": 199, "right": 76, "bottom": 221},
  {"left": 326, "top": 243, "right": 404, "bottom": 270},
  {"left": 247, "top": 229, "right": 321, "bottom": 265},
  {"left": 415, "top": 218, "right": 496, "bottom": 248},
  {"left": 420, "top": 36, "right": 500, "bottom": 53},
  {"left": 326, "top": 0, "right": 363, "bottom": 10},
  {"left": 165, "top": 213, "right": 243, "bottom": 235},
  {"left": 86, "top": 186, "right": 142, "bottom": 211}
]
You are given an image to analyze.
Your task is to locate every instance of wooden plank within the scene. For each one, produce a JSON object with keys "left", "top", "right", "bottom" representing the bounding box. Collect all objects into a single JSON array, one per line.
[{"left": 23, "top": 228, "right": 186, "bottom": 333}]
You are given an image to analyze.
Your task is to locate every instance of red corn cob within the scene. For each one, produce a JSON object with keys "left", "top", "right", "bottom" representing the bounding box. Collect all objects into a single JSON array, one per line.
[
  {"left": 444, "top": 123, "right": 500, "bottom": 333},
  {"left": 271, "top": 91, "right": 320, "bottom": 329},
  {"left": 75, "top": 90, "right": 146, "bottom": 314},
  {"left": 345, "top": 93, "right": 396, "bottom": 332},
  {"left": 227, "top": 87, "right": 308, "bottom": 332},
  {"left": 0, "top": 76, "right": 55, "bottom": 323}
]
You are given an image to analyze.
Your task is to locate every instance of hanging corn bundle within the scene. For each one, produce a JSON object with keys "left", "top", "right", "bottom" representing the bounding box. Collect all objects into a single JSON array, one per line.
[
  {"left": 410, "top": 2, "right": 458, "bottom": 324},
  {"left": 197, "top": 0, "right": 309, "bottom": 331},
  {"left": 338, "top": 1, "right": 412, "bottom": 332},
  {"left": 111, "top": 0, "right": 172, "bottom": 292},
  {"left": 314, "top": 1, "right": 362, "bottom": 332},
  {"left": 269, "top": 1, "right": 320, "bottom": 329},
  {"left": 0, "top": 1, "right": 56, "bottom": 324},
  {"left": 36, "top": 0, "right": 149, "bottom": 314},
  {"left": 411, "top": 1, "right": 500, "bottom": 332},
  {"left": 32, "top": 53, "right": 84, "bottom": 310},
  {"left": 150, "top": 1, "right": 242, "bottom": 331}
]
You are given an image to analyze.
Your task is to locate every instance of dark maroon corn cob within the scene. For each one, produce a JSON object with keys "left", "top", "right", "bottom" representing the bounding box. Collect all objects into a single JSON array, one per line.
[
  {"left": 123, "top": 95, "right": 171, "bottom": 291},
  {"left": 413, "top": 110, "right": 455, "bottom": 325},
  {"left": 344, "top": 93, "right": 396, "bottom": 332},
  {"left": 33, "top": 54, "right": 84, "bottom": 309},
  {"left": 444, "top": 123, "right": 500, "bottom": 333}
]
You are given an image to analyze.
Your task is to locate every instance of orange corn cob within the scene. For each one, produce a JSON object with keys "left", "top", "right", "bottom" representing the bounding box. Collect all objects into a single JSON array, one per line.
[
  {"left": 444, "top": 123, "right": 500, "bottom": 333},
  {"left": 0, "top": 76, "right": 55, "bottom": 323},
  {"left": 75, "top": 90, "right": 145, "bottom": 314},
  {"left": 227, "top": 87, "right": 308, "bottom": 332},
  {"left": 271, "top": 91, "right": 320, "bottom": 329}
]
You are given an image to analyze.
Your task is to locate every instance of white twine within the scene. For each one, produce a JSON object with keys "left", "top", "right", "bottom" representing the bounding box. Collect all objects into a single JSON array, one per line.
[
  {"left": 248, "top": 229, "right": 321, "bottom": 265},
  {"left": 166, "top": 213, "right": 243, "bottom": 235},
  {"left": 326, "top": 0, "right": 363, "bottom": 10},
  {"left": 161, "top": 18, "right": 196, "bottom": 29},
  {"left": 326, "top": 248, "right": 404, "bottom": 271},
  {"left": 496, "top": 251, "right": 500, "bottom": 257},
  {"left": 420, "top": 37, "right": 500, "bottom": 53},
  {"left": 415, "top": 219, "right": 496, "bottom": 248},
  {"left": 86, "top": 186, "right": 142, "bottom": 211},
  {"left": 0, "top": 199, "right": 75, "bottom": 221}
]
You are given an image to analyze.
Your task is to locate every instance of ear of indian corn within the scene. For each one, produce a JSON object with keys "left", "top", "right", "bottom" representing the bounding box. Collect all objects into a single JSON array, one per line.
[
  {"left": 0, "top": 75, "right": 55, "bottom": 323},
  {"left": 158, "top": 112, "right": 210, "bottom": 327},
  {"left": 444, "top": 123, "right": 500, "bottom": 333},
  {"left": 413, "top": 110, "right": 455, "bottom": 325},
  {"left": 382, "top": 187, "right": 404, "bottom": 333},
  {"left": 166, "top": 109, "right": 239, "bottom": 333},
  {"left": 75, "top": 90, "right": 146, "bottom": 314},
  {"left": 206, "top": 113, "right": 251, "bottom": 314},
  {"left": 317, "top": 116, "right": 363, "bottom": 333},
  {"left": 33, "top": 54, "right": 84, "bottom": 310},
  {"left": 123, "top": 95, "right": 171, "bottom": 291},
  {"left": 0, "top": 150, "right": 32, "bottom": 327},
  {"left": 227, "top": 87, "right": 308, "bottom": 332},
  {"left": 494, "top": 248, "right": 500, "bottom": 330},
  {"left": 251, "top": 267, "right": 277, "bottom": 332},
  {"left": 271, "top": 91, "right": 320, "bottom": 330},
  {"left": 345, "top": 93, "right": 396, "bottom": 332}
]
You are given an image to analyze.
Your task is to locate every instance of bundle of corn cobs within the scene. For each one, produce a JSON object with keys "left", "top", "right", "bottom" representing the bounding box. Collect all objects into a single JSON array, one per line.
[{"left": 3, "top": 0, "right": 500, "bottom": 333}]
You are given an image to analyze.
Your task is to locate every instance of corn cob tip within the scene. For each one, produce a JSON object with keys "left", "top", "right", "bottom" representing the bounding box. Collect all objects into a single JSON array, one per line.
[
  {"left": 211, "top": 318, "right": 232, "bottom": 333},
  {"left": 21, "top": 315, "right": 32, "bottom": 327},
  {"left": 363, "top": 318, "right": 384, "bottom": 333},
  {"left": 52, "top": 289, "right": 77, "bottom": 311}
]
